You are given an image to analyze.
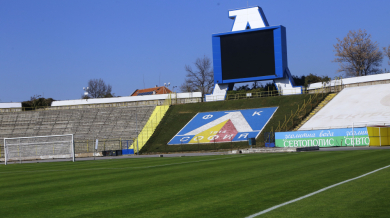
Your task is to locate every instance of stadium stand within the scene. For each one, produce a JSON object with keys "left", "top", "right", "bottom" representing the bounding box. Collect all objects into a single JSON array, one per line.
[
  {"left": 0, "top": 92, "right": 204, "bottom": 160},
  {"left": 0, "top": 105, "right": 155, "bottom": 158},
  {"left": 299, "top": 83, "right": 390, "bottom": 130}
]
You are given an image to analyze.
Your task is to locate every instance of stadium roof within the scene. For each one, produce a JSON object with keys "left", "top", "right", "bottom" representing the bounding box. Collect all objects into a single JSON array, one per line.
[{"left": 131, "top": 86, "right": 172, "bottom": 96}]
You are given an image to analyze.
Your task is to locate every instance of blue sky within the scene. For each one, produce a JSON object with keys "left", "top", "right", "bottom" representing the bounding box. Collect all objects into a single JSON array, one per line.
[{"left": 1, "top": 0, "right": 390, "bottom": 102}]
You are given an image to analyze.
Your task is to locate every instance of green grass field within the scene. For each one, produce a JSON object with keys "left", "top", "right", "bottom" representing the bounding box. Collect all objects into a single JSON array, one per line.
[{"left": 1, "top": 149, "right": 389, "bottom": 218}]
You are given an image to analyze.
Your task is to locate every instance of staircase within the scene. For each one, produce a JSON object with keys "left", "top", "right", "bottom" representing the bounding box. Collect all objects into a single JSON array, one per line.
[
  {"left": 131, "top": 105, "right": 170, "bottom": 152},
  {"left": 293, "top": 93, "right": 337, "bottom": 131}
]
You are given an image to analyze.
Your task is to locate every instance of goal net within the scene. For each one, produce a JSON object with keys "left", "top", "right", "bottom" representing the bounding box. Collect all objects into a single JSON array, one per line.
[{"left": 3, "top": 134, "right": 74, "bottom": 165}]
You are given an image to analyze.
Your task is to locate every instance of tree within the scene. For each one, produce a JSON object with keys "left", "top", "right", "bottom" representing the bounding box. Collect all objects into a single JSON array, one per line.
[
  {"left": 292, "top": 74, "right": 331, "bottom": 88},
  {"left": 86, "top": 78, "right": 113, "bottom": 98},
  {"left": 333, "top": 29, "right": 383, "bottom": 77},
  {"left": 235, "top": 84, "right": 250, "bottom": 91},
  {"left": 180, "top": 56, "right": 214, "bottom": 94},
  {"left": 251, "top": 81, "right": 260, "bottom": 89},
  {"left": 22, "top": 95, "right": 55, "bottom": 109},
  {"left": 305, "top": 74, "right": 330, "bottom": 87},
  {"left": 384, "top": 45, "right": 390, "bottom": 65},
  {"left": 179, "top": 82, "right": 196, "bottom": 93},
  {"left": 81, "top": 94, "right": 90, "bottom": 99},
  {"left": 292, "top": 75, "right": 305, "bottom": 86},
  {"left": 262, "top": 82, "right": 277, "bottom": 91}
]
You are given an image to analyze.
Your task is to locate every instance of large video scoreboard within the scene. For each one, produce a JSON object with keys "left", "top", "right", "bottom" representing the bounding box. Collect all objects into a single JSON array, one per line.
[{"left": 212, "top": 25, "right": 288, "bottom": 84}]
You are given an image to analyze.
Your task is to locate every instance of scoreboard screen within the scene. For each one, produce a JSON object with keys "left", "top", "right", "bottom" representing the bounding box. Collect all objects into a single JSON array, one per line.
[
  {"left": 212, "top": 25, "right": 287, "bottom": 84},
  {"left": 220, "top": 29, "right": 275, "bottom": 80}
]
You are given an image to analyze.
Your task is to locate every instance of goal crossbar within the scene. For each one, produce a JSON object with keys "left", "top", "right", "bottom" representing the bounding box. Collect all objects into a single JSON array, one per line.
[{"left": 6, "top": 140, "right": 71, "bottom": 146}]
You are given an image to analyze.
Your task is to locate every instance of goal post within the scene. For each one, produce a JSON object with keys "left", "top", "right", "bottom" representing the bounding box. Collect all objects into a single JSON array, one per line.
[{"left": 4, "top": 134, "right": 75, "bottom": 165}]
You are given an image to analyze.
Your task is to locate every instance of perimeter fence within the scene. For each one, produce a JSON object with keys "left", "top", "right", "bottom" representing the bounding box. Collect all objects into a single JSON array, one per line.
[
  {"left": 0, "top": 139, "right": 136, "bottom": 159},
  {"left": 225, "top": 86, "right": 336, "bottom": 101},
  {"left": 141, "top": 138, "right": 259, "bottom": 154},
  {"left": 74, "top": 139, "right": 135, "bottom": 153},
  {"left": 0, "top": 144, "right": 3, "bottom": 159}
]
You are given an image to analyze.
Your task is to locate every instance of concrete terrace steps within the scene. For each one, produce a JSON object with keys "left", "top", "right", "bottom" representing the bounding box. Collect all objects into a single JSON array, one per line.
[
  {"left": 0, "top": 105, "right": 155, "bottom": 143},
  {"left": 0, "top": 106, "right": 156, "bottom": 158},
  {"left": 293, "top": 93, "right": 337, "bottom": 131}
]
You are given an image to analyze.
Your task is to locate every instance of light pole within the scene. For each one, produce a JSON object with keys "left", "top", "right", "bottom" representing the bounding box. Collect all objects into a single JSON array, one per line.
[
  {"left": 83, "top": 87, "right": 89, "bottom": 98},
  {"left": 164, "top": 82, "right": 170, "bottom": 94}
]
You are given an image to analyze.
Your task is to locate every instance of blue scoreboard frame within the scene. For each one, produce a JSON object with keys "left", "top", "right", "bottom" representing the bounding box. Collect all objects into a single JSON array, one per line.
[{"left": 212, "top": 25, "right": 288, "bottom": 84}]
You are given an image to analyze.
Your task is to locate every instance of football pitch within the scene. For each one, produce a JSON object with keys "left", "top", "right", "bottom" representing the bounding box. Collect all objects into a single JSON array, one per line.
[{"left": 1, "top": 150, "right": 390, "bottom": 217}]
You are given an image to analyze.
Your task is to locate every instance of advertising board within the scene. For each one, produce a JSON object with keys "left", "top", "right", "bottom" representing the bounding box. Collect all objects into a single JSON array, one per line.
[{"left": 275, "top": 127, "right": 369, "bottom": 147}]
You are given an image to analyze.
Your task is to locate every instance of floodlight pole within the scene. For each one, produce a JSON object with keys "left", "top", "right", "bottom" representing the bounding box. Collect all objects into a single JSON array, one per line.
[
  {"left": 164, "top": 82, "right": 171, "bottom": 94},
  {"left": 4, "top": 138, "right": 7, "bottom": 165},
  {"left": 19, "top": 138, "right": 22, "bottom": 164},
  {"left": 136, "top": 107, "right": 139, "bottom": 155},
  {"left": 83, "top": 87, "right": 89, "bottom": 97},
  {"left": 352, "top": 122, "right": 355, "bottom": 147},
  {"left": 72, "top": 134, "right": 75, "bottom": 162},
  {"left": 94, "top": 139, "right": 97, "bottom": 161}
]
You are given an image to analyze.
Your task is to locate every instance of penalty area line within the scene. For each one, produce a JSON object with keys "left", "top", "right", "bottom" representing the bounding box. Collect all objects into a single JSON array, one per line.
[{"left": 246, "top": 164, "right": 390, "bottom": 218}]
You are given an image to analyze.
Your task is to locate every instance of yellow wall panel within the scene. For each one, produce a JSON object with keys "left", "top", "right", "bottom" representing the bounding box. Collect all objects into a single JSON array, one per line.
[{"left": 368, "top": 127, "right": 390, "bottom": 146}]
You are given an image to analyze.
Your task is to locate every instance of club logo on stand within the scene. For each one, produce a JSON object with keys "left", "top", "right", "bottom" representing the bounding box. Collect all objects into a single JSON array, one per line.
[{"left": 168, "top": 107, "right": 277, "bottom": 145}]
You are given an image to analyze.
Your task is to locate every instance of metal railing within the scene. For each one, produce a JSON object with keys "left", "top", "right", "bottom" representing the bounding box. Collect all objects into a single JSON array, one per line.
[
  {"left": 0, "top": 139, "right": 136, "bottom": 160},
  {"left": 263, "top": 91, "right": 328, "bottom": 144},
  {"left": 74, "top": 139, "right": 135, "bottom": 153},
  {"left": 226, "top": 90, "right": 281, "bottom": 100},
  {"left": 225, "top": 87, "right": 336, "bottom": 101},
  {"left": 277, "top": 93, "right": 325, "bottom": 132},
  {"left": 131, "top": 97, "right": 171, "bottom": 153}
]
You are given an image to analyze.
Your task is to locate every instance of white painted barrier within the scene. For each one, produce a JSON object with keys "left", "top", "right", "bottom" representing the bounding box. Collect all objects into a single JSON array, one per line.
[
  {"left": 0, "top": 102, "right": 22, "bottom": 108},
  {"left": 51, "top": 92, "right": 202, "bottom": 107},
  {"left": 307, "top": 73, "right": 390, "bottom": 90}
]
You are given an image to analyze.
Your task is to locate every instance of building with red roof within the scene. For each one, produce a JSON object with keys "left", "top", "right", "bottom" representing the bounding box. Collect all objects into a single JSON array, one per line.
[{"left": 131, "top": 86, "right": 172, "bottom": 96}]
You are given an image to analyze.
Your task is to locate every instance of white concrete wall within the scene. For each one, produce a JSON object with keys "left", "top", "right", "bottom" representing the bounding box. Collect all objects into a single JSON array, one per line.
[
  {"left": 205, "top": 84, "right": 229, "bottom": 102},
  {"left": 299, "top": 83, "right": 390, "bottom": 130},
  {"left": 51, "top": 92, "right": 202, "bottom": 107},
  {"left": 0, "top": 102, "right": 22, "bottom": 108},
  {"left": 205, "top": 95, "right": 226, "bottom": 102},
  {"left": 274, "top": 68, "right": 302, "bottom": 95},
  {"left": 307, "top": 73, "right": 390, "bottom": 90},
  {"left": 280, "top": 87, "right": 302, "bottom": 95}
]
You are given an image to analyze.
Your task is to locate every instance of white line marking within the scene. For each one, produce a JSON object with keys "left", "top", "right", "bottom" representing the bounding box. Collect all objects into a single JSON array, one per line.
[{"left": 246, "top": 164, "right": 390, "bottom": 218}]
